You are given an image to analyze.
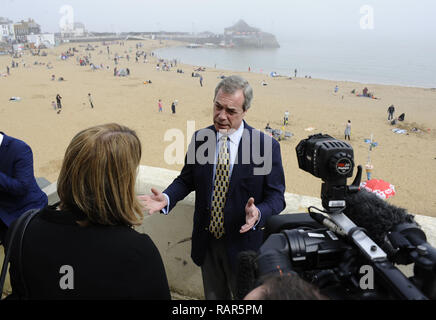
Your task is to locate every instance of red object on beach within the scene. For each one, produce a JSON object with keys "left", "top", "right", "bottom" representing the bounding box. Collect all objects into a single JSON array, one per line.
[{"left": 360, "top": 179, "right": 396, "bottom": 199}]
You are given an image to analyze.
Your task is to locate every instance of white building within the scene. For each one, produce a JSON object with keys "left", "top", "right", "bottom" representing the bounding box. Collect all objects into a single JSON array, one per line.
[
  {"left": 0, "top": 17, "right": 15, "bottom": 41},
  {"left": 73, "top": 22, "right": 86, "bottom": 37},
  {"left": 27, "top": 33, "right": 55, "bottom": 47},
  {"left": 60, "top": 21, "right": 86, "bottom": 38}
]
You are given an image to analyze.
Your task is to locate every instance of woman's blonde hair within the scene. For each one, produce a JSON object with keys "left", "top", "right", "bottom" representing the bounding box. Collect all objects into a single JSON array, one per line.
[{"left": 57, "top": 123, "right": 143, "bottom": 226}]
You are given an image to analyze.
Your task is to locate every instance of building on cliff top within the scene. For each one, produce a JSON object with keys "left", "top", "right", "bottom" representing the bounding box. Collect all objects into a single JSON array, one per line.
[{"left": 223, "top": 19, "right": 280, "bottom": 48}]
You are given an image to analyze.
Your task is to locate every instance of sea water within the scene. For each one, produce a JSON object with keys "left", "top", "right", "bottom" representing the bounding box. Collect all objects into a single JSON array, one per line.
[{"left": 154, "top": 34, "right": 436, "bottom": 88}]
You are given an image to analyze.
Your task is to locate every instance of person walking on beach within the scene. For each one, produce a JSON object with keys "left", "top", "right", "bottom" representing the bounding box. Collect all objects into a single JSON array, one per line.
[
  {"left": 56, "top": 94, "right": 62, "bottom": 109},
  {"left": 294, "top": 68, "right": 297, "bottom": 78},
  {"left": 199, "top": 75, "right": 203, "bottom": 87},
  {"left": 284, "top": 110, "right": 289, "bottom": 126},
  {"left": 171, "top": 100, "right": 178, "bottom": 114},
  {"left": 158, "top": 99, "right": 163, "bottom": 112},
  {"left": 6, "top": 66, "right": 10, "bottom": 75},
  {"left": 387, "top": 105, "right": 395, "bottom": 120},
  {"left": 344, "top": 120, "right": 351, "bottom": 140},
  {"left": 88, "top": 93, "right": 94, "bottom": 108}
]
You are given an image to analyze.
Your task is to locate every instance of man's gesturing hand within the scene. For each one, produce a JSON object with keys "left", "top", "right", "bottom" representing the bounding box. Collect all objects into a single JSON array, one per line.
[
  {"left": 240, "top": 197, "right": 259, "bottom": 233},
  {"left": 137, "top": 188, "right": 168, "bottom": 215}
]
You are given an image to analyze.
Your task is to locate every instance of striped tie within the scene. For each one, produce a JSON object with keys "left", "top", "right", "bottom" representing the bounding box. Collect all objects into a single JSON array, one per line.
[{"left": 209, "top": 136, "right": 230, "bottom": 239}]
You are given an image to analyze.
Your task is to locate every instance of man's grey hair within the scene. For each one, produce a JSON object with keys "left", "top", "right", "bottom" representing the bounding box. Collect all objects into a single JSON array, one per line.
[{"left": 214, "top": 75, "right": 253, "bottom": 111}]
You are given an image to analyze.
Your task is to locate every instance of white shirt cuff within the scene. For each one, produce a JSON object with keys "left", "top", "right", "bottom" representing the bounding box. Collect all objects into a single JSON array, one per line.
[
  {"left": 252, "top": 209, "right": 261, "bottom": 230},
  {"left": 161, "top": 193, "right": 170, "bottom": 214}
]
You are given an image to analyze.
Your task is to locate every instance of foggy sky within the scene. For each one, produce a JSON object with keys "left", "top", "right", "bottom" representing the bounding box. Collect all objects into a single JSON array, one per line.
[{"left": 2, "top": 0, "right": 436, "bottom": 40}]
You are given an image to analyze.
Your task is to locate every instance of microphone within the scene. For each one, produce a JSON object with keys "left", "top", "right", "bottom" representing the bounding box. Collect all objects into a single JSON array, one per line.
[
  {"left": 343, "top": 189, "right": 436, "bottom": 299},
  {"left": 343, "top": 189, "right": 416, "bottom": 246},
  {"left": 235, "top": 251, "right": 259, "bottom": 300},
  {"left": 343, "top": 189, "right": 436, "bottom": 263}
]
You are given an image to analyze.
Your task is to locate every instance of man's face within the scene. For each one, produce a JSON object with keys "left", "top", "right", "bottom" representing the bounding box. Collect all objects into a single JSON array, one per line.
[{"left": 213, "top": 88, "right": 247, "bottom": 133}]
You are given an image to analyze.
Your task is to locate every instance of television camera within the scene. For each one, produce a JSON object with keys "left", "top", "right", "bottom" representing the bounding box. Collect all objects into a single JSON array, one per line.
[{"left": 252, "top": 133, "right": 436, "bottom": 299}]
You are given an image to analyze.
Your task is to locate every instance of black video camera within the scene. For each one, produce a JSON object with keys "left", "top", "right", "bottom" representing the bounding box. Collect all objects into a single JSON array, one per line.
[
  {"left": 296, "top": 133, "right": 354, "bottom": 182},
  {"left": 296, "top": 133, "right": 358, "bottom": 211},
  {"left": 243, "top": 134, "right": 436, "bottom": 300}
]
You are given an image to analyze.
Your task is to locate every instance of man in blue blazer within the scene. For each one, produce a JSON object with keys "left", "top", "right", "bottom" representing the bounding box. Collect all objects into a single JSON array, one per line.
[
  {"left": 140, "top": 76, "right": 286, "bottom": 299},
  {"left": 0, "top": 132, "right": 48, "bottom": 243}
]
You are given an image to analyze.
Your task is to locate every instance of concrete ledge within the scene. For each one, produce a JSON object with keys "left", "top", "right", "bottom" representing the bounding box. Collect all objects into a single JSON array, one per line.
[
  {"left": 41, "top": 165, "right": 436, "bottom": 299},
  {"left": 36, "top": 177, "right": 51, "bottom": 190},
  {"left": 42, "top": 182, "right": 60, "bottom": 205}
]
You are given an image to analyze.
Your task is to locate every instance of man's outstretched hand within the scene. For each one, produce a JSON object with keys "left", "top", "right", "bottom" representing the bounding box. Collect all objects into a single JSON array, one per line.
[
  {"left": 138, "top": 188, "right": 168, "bottom": 215},
  {"left": 240, "top": 197, "right": 259, "bottom": 233}
]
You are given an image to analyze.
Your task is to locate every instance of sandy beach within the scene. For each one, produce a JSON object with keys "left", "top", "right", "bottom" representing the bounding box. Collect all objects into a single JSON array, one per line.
[{"left": 1, "top": 39, "right": 435, "bottom": 217}]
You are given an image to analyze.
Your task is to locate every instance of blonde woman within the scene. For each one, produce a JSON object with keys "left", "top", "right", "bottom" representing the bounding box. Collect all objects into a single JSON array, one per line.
[{"left": 7, "top": 123, "right": 170, "bottom": 300}]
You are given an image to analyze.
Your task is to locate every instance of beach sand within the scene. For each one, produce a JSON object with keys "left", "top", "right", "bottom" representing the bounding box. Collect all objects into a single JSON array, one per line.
[{"left": 1, "top": 40, "right": 435, "bottom": 217}]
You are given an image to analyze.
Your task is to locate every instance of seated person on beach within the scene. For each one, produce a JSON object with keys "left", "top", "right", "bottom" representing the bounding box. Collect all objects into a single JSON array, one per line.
[
  {"left": 6, "top": 123, "right": 171, "bottom": 300},
  {"left": 398, "top": 113, "right": 405, "bottom": 121},
  {"left": 261, "top": 80, "right": 268, "bottom": 86}
]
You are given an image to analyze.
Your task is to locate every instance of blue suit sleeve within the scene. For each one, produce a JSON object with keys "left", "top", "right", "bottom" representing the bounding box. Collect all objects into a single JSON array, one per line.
[
  {"left": 0, "top": 143, "right": 35, "bottom": 196},
  {"left": 255, "top": 140, "right": 286, "bottom": 227}
]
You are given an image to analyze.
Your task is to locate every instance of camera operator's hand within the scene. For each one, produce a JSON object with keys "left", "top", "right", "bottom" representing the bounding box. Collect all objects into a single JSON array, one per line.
[
  {"left": 240, "top": 197, "right": 259, "bottom": 233},
  {"left": 138, "top": 188, "right": 168, "bottom": 215}
]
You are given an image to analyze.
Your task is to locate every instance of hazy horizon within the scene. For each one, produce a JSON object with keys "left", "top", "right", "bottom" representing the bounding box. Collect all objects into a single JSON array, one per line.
[{"left": 2, "top": 0, "right": 436, "bottom": 41}]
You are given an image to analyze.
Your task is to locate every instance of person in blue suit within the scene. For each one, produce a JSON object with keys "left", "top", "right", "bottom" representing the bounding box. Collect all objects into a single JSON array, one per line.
[
  {"left": 139, "top": 75, "right": 286, "bottom": 300},
  {"left": 0, "top": 132, "right": 48, "bottom": 243}
]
